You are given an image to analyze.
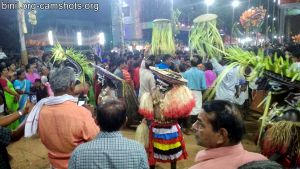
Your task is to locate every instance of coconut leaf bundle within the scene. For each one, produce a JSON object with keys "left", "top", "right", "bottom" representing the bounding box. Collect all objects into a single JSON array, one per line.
[
  {"left": 225, "top": 47, "right": 300, "bottom": 82},
  {"left": 51, "top": 43, "right": 93, "bottom": 83},
  {"left": 151, "top": 19, "right": 176, "bottom": 56},
  {"left": 189, "top": 14, "right": 224, "bottom": 60},
  {"left": 122, "top": 81, "right": 139, "bottom": 124}
]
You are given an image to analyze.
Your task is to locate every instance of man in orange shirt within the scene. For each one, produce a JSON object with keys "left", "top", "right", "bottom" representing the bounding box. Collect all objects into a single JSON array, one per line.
[{"left": 25, "top": 67, "right": 99, "bottom": 169}]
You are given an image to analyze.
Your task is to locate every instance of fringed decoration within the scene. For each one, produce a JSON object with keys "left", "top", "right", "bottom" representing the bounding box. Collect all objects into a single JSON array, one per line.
[
  {"left": 162, "top": 85, "right": 195, "bottom": 119},
  {"left": 135, "top": 121, "right": 149, "bottom": 148},
  {"left": 262, "top": 121, "right": 300, "bottom": 168},
  {"left": 139, "top": 92, "right": 154, "bottom": 120},
  {"left": 148, "top": 122, "right": 187, "bottom": 165},
  {"left": 262, "top": 121, "right": 293, "bottom": 157},
  {"left": 122, "top": 81, "right": 139, "bottom": 122}
]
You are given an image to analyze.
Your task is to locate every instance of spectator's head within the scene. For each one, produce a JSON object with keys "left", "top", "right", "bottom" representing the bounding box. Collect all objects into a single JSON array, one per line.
[
  {"left": 16, "top": 69, "right": 26, "bottom": 80},
  {"left": 192, "top": 100, "right": 245, "bottom": 148},
  {"left": 25, "top": 64, "right": 34, "bottom": 73},
  {"left": 0, "top": 65, "right": 8, "bottom": 77},
  {"left": 204, "top": 62, "right": 213, "bottom": 71},
  {"left": 285, "top": 44, "right": 300, "bottom": 62},
  {"left": 41, "top": 66, "right": 49, "bottom": 76},
  {"left": 145, "top": 55, "right": 155, "bottom": 69},
  {"left": 7, "top": 62, "right": 16, "bottom": 71},
  {"left": 191, "top": 57, "right": 199, "bottom": 67},
  {"left": 96, "top": 99, "right": 126, "bottom": 132},
  {"left": 35, "top": 79, "right": 42, "bottom": 87},
  {"left": 179, "top": 64, "right": 186, "bottom": 73},
  {"left": 116, "top": 58, "right": 127, "bottom": 69},
  {"left": 162, "top": 54, "right": 172, "bottom": 65},
  {"left": 49, "top": 67, "right": 75, "bottom": 95},
  {"left": 238, "top": 160, "right": 283, "bottom": 169},
  {"left": 281, "top": 109, "right": 300, "bottom": 122}
]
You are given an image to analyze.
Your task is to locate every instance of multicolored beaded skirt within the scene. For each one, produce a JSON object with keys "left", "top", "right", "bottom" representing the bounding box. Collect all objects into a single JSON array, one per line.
[{"left": 148, "top": 122, "right": 187, "bottom": 165}]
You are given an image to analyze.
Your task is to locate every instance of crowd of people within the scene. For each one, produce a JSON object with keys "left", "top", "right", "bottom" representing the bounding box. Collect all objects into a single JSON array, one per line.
[{"left": 1, "top": 43, "right": 299, "bottom": 169}]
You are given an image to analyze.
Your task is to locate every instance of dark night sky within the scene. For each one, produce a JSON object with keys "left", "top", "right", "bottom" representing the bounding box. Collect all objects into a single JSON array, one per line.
[{"left": 0, "top": 0, "right": 279, "bottom": 54}]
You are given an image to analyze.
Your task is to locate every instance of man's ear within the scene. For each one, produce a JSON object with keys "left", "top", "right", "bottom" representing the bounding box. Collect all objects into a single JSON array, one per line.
[
  {"left": 94, "top": 118, "right": 99, "bottom": 126},
  {"left": 122, "top": 116, "right": 128, "bottom": 128},
  {"left": 70, "top": 82, "right": 75, "bottom": 93},
  {"left": 216, "top": 128, "right": 229, "bottom": 145}
]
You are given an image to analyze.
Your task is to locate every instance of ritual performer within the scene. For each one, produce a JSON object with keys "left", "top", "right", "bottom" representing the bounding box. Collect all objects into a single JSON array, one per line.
[{"left": 138, "top": 65, "right": 195, "bottom": 169}]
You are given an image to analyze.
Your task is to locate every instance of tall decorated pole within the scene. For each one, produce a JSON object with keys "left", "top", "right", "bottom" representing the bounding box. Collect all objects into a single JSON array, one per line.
[
  {"left": 151, "top": 19, "right": 175, "bottom": 56},
  {"left": 17, "top": 0, "right": 28, "bottom": 65}
]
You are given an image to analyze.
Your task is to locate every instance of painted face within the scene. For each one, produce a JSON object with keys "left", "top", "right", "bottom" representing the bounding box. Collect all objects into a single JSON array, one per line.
[{"left": 192, "top": 110, "right": 220, "bottom": 148}]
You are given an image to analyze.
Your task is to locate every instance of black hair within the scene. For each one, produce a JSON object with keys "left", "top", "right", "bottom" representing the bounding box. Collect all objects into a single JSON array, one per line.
[
  {"left": 116, "top": 58, "right": 126, "bottom": 67},
  {"left": 6, "top": 61, "right": 15, "bottom": 68},
  {"left": 282, "top": 109, "right": 300, "bottom": 122},
  {"left": 96, "top": 99, "right": 126, "bottom": 132},
  {"left": 0, "top": 65, "right": 7, "bottom": 73},
  {"left": 25, "top": 64, "right": 31, "bottom": 71},
  {"left": 162, "top": 54, "right": 171, "bottom": 62},
  {"left": 145, "top": 55, "right": 155, "bottom": 69},
  {"left": 16, "top": 69, "right": 25, "bottom": 78},
  {"left": 285, "top": 44, "right": 300, "bottom": 58},
  {"left": 238, "top": 160, "right": 283, "bottom": 169},
  {"left": 35, "top": 79, "right": 41, "bottom": 83},
  {"left": 203, "top": 100, "right": 245, "bottom": 144},
  {"left": 179, "top": 64, "right": 186, "bottom": 72},
  {"left": 204, "top": 62, "right": 213, "bottom": 71},
  {"left": 191, "top": 57, "right": 199, "bottom": 67}
]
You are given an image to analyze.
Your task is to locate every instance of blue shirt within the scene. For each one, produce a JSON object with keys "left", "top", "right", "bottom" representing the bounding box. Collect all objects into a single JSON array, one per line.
[
  {"left": 183, "top": 67, "right": 207, "bottom": 91},
  {"left": 69, "top": 132, "right": 149, "bottom": 169},
  {"left": 156, "top": 62, "right": 170, "bottom": 69},
  {"left": 13, "top": 79, "right": 31, "bottom": 93}
]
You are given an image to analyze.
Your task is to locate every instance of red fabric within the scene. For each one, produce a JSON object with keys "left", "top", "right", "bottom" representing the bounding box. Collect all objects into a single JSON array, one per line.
[
  {"left": 122, "top": 68, "right": 134, "bottom": 86},
  {"left": 152, "top": 137, "right": 181, "bottom": 145},
  {"left": 138, "top": 109, "right": 154, "bottom": 120},
  {"left": 133, "top": 67, "right": 140, "bottom": 90},
  {"left": 0, "top": 78, "right": 7, "bottom": 88},
  {"left": 163, "top": 99, "right": 196, "bottom": 119}
]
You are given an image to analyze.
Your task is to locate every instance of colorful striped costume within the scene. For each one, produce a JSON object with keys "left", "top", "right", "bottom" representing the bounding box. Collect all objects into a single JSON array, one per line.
[{"left": 148, "top": 122, "right": 187, "bottom": 165}]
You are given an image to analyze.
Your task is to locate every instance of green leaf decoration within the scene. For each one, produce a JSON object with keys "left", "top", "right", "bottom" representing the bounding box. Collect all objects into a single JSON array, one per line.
[{"left": 151, "top": 19, "right": 176, "bottom": 56}]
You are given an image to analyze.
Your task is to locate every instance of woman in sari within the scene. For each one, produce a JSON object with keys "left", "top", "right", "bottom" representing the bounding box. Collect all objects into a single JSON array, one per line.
[
  {"left": 14, "top": 69, "right": 31, "bottom": 122},
  {"left": 0, "top": 65, "right": 20, "bottom": 129}
]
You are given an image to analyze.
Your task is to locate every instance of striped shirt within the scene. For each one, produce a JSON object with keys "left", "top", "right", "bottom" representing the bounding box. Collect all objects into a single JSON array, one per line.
[{"left": 69, "top": 132, "right": 149, "bottom": 169}]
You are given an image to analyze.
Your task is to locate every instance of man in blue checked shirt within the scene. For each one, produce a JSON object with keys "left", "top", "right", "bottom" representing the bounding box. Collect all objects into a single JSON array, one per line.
[{"left": 69, "top": 99, "right": 149, "bottom": 169}]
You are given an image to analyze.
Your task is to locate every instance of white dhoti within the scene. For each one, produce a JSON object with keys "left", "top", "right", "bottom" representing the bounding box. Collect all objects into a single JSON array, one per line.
[{"left": 190, "top": 90, "right": 202, "bottom": 116}]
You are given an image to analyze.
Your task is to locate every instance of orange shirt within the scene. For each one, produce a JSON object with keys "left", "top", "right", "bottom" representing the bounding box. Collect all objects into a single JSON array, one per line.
[{"left": 38, "top": 101, "right": 99, "bottom": 169}]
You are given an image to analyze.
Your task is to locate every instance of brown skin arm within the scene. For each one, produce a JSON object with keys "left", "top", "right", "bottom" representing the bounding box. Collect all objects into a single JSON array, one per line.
[
  {"left": 235, "top": 85, "right": 240, "bottom": 98},
  {"left": 10, "top": 120, "right": 26, "bottom": 142},
  {"left": 0, "top": 112, "right": 21, "bottom": 127},
  {"left": 3, "top": 86, "right": 19, "bottom": 96},
  {"left": 0, "top": 102, "right": 32, "bottom": 127}
]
